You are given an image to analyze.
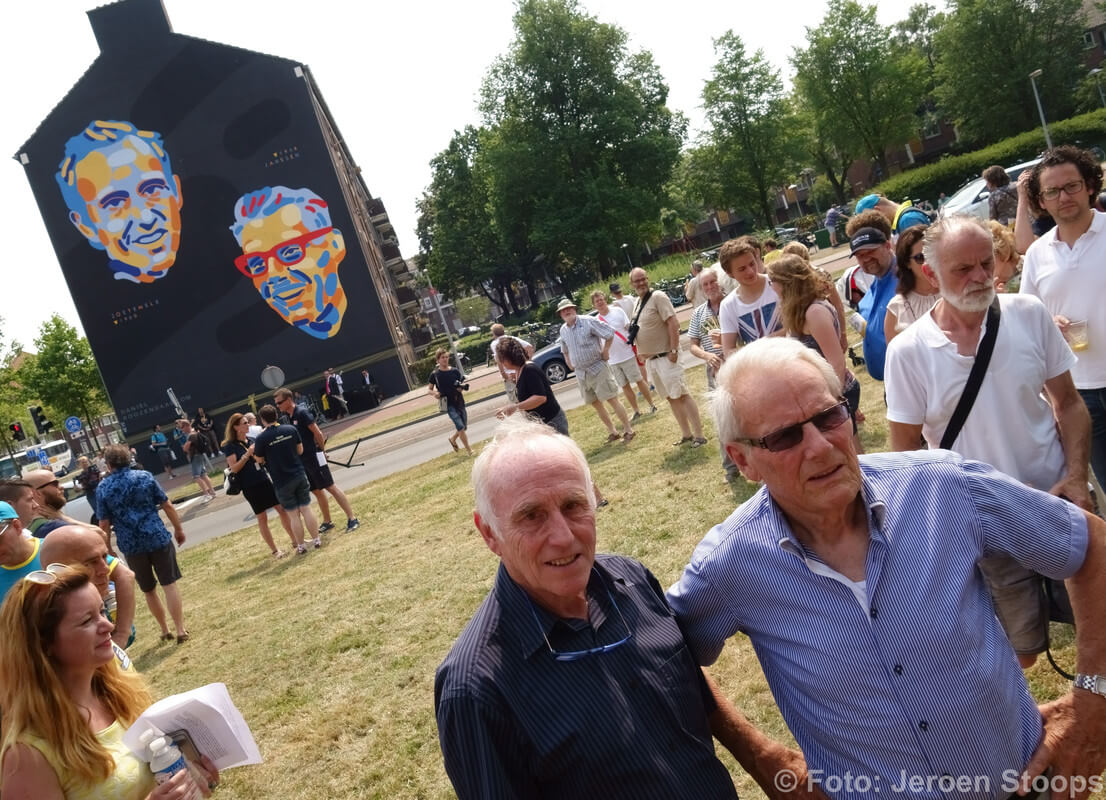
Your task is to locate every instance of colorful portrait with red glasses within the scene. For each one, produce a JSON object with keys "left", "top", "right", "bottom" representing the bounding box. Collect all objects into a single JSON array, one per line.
[
  {"left": 229, "top": 186, "right": 347, "bottom": 339},
  {"left": 55, "top": 120, "right": 183, "bottom": 284}
]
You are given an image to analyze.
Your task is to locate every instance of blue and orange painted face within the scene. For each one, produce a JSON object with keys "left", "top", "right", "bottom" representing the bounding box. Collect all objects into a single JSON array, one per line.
[
  {"left": 68, "top": 135, "right": 183, "bottom": 283},
  {"left": 238, "top": 203, "right": 347, "bottom": 339}
]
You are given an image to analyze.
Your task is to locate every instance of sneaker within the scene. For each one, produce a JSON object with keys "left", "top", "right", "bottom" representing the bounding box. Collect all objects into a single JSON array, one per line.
[
  {"left": 346, "top": 518, "right": 360, "bottom": 531},
  {"left": 312, "top": 537, "right": 322, "bottom": 549},
  {"left": 631, "top": 411, "right": 642, "bottom": 421},
  {"left": 318, "top": 521, "right": 335, "bottom": 533},
  {"left": 295, "top": 544, "right": 308, "bottom": 555},
  {"left": 272, "top": 550, "right": 287, "bottom": 559},
  {"left": 649, "top": 405, "right": 658, "bottom": 414},
  {"left": 201, "top": 494, "right": 215, "bottom": 504}
]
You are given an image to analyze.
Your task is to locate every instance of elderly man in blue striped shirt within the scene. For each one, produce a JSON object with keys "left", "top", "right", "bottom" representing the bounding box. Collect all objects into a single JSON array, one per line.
[
  {"left": 435, "top": 417, "right": 819, "bottom": 799},
  {"left": 668, "top": 337, "right": 1106, "bottom": 800}
]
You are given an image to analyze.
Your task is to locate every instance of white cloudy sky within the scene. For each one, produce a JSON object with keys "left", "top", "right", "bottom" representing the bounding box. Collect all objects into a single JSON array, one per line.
[{"left": 0, "top": 0, "right": 924, "bottom": 348}]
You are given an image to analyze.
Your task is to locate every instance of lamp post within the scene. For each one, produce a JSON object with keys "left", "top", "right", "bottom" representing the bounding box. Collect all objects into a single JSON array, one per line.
[
  {"left": 1092, "top": 68, "right": 1106, "bottom": 108},
  {"left": 621, "top": 242, "right": 633, "bottom": 270},
  {"left": 1029, "top": 69, "right": 1053, "bottom": 149}
]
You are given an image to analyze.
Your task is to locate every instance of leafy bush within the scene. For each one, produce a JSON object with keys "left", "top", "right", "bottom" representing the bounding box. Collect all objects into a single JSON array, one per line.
[{"left": 870, "top": 109, "right": 1106, "bottom": 204}]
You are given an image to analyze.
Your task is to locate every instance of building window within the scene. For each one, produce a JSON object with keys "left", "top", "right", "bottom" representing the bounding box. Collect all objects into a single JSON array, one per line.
[
  {"left": 1085, "top": 31, "right": 1096, "bottom": 49},
  {"left": 922, "top": 113, "right": 942, "bottom": 140}
]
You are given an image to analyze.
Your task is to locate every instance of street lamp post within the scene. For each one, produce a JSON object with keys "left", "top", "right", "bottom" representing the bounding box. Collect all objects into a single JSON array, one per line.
[
  {"left": 1092, "top": 68, "right": 1106, "bottom": 108},
  {"left": 621, "top": 242, "right": 633, "bottom": 270},
  {"left": 1029, "top": 69, "right": 1053, "bottom": 150}
]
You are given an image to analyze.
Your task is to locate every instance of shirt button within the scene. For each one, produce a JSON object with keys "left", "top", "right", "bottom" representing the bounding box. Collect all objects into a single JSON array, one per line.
[
  {"left": 919, "top": 721, "right": 928, "bottom": 731},
  {"left": 870, "top": 607, "right": 878, "bottom": 619},
  {"left": 893, "top": 665, "right": 904, "bottom": 675}
]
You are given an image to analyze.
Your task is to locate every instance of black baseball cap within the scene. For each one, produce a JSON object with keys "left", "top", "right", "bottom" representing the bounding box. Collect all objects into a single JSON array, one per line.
[
  {"left": 609, "top": 282, "right": 622, "bottom": 292},
  {"left": 849, "top": 227, "right": 888, "bottom": 255}
]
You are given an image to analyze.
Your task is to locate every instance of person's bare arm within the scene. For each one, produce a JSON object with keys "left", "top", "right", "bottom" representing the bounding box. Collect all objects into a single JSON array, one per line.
[
  {"left": 2, "top": 743, "right": 66, "bottom": 800},
  {"left": 666, "top": 315, "right": 681, "bottom": 360},
  {"left": 308, "top": 421, "right": 326, "bottom": 450},
  {"left": 226, "top": 449, "right": 249, "bottom": 474},
  {"left": 705, "top": 672, "right": 828, "bottom": 799},
  {"left": 160, "top": 499, "right": 184, "bottom": 545},
  {"left": 826, "top": 284, "right": 850, "bottom": 351},
  {"left": 806, "top": 304, "right": 847, "bottom": 385},
  {"left": 722, "top": 331, "right": 739, "bottom": 358},
  {"left": 560, "top": 344, "right": 573, "bottom": 372},
  {"left": 1019, "top": 512, "right": 1106, "bottom": 796},
  {"left": 1014, "top": 171, "right": 1037, "bottom": 255},
  {"left": 883, "top": 306, "right": 900, "bottom": 346},
  {"left": 110, "top": 561, "right": 136, "bottom": 648},
  {"left": 888, "top": 421, "right": 925, "bottom": 452},
  {"left": 1043, "top": 371, "right": 1093, "bottom": 512}
]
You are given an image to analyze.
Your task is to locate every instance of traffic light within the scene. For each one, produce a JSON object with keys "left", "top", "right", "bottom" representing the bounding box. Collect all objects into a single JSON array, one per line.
[
  {"left": 9, "top": 422, "right": 25, "bottom": 441},
  {"left": 29, "top": 406, "right": 53, "bottom": 435}
]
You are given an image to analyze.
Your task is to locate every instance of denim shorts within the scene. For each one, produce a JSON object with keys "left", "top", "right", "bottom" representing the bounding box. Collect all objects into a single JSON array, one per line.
[
  {"left": 190, "top": 458, "right": 206, "bottom": 478},
  {"left": 446, "top": 404, "right": 468, "bottom": 431},
  {"left": 275, "top": 474, "right": 312, "bottom": 510}
]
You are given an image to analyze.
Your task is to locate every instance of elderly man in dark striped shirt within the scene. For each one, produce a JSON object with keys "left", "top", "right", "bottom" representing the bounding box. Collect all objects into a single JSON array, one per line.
[
  {"left": 669, "top": 337, "right": 1106, "bottom": 800},
  {"left": 435, "top": 417, "right": 817, "bottom": 799}
]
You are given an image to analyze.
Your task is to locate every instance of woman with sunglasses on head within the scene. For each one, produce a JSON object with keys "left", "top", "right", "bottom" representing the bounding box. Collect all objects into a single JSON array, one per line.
[
  {"left": 884, "top": 224, "right": 939, "bottom": 345},
  {"left": 222, "top": 413, "right": 295, "bottom": 559},
  {"left": 0, "top": 564, "right": 217, "bottom": 799},
  {"left": 767, "top": 255, "right": 863, "bottom": 451}
]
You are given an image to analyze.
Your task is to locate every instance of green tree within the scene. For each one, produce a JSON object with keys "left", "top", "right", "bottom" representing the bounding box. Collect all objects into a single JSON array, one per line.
[
  {"left": 894, "top": 3, "right": 945, "bottom": 91},
  {"left": 22, "top": 315, "right": 110, "bottom": 448},
  {"left": 933, "top": 0, "right": 1085, "bottom": 145},
  {"left": 792, "top": 0, "right": 927, "bottom": 177},
  {"left": 701, "top": 32, "right": 805, "bottom": 227},
  {"left": 479, "top": 0, "right": 684, "bottom": 276}
]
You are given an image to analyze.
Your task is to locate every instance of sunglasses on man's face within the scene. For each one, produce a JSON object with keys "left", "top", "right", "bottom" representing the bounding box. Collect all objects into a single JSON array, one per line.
[{"left": 737, "top": 401, "right": 851, "bottom": 452}]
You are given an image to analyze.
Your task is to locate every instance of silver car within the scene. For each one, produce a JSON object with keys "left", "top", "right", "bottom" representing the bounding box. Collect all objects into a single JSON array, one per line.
[{"left": 940, "top": 158, "right": 1041, "bottom": 221}]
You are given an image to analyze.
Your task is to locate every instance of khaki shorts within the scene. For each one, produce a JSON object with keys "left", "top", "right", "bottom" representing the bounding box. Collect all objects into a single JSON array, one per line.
[
  {"left": 978, "top": 553, "right": 1048, "bottom": 655},
  {"left": 647, "top": 356, "right": 689, "bottom": 400},
  {"left": 608, "top": 358, "right": 640, "bottom": 388},
  {"left": 579, "top": 363, "right": 620, "bottom": 404}
]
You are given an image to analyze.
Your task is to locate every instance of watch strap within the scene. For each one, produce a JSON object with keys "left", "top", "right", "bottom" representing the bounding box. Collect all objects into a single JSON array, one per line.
[{"left": 1073, "top": 673, "right": 1106, "bottom": 697}]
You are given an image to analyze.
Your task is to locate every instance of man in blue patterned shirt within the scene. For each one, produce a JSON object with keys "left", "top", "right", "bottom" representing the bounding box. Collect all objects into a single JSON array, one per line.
[
  {"left": 436, "top": 418, "right": 815, "bottom": 799},
  {"left": 669, "top": 337, "right": 1106, "bottom": 800},
  {"left": 97, "top": 444, "right": 190, "bottom": 644}
]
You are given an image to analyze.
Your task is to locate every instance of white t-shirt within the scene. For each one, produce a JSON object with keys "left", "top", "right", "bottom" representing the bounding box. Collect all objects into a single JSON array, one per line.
[
  {"left": 596, "top": 306, "right": 635, "bottom": 364},
  {"left": 613, "top": 295, "right": 635, "bottom": 317},
  {"left": 885, "top": 293, "right": 1076, "bottom": 490},
  {"left": 1021, "top": 209, "right": 1106, "bottom": 389},
  {"left": 490, "top": 335, "right": 532, "bottom": 380},
  {"left": 718, "top": 281, "right": 781, "bottom": 345}
]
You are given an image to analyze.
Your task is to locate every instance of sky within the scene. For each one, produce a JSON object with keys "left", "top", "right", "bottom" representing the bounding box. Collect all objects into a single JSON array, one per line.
[{"left": 0, "top": 0, "right": 925, "bottom": 349}]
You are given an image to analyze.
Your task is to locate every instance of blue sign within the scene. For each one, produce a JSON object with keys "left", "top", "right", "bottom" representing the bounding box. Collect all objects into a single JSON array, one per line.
[
  {"left": 64, "top": 416, "right": 82, "bottom": 434},
  {"left": 37, "top": 449, "right": 50, "bottom": 467}
]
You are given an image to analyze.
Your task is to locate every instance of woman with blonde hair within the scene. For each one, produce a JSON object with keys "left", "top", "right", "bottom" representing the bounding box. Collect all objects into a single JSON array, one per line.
[
  {"left": 767, "top": 255, "right": 862, "bottom": 445},
  {"left": 222, "top": 413, "right": 295, "bottom": 559},
  {"left": 986, "top": 219, "right": 1023, "bottom": 293},
  {"left": 0, "top": 564, "right": 215, "bottom": 799}
]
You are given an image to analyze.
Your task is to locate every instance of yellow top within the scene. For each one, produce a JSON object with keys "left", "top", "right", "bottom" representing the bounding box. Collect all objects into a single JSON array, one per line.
[{"left": 20, "top": 720, "right": 154, "bottom": 800}]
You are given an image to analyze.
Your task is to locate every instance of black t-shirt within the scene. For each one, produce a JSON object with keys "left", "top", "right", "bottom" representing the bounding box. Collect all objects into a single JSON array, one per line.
[
  {"left": 429, "top": 368, "right": 466, "bottom": 408},
  {"left": 221, "top": 441, "right": 270, "bottom": 489},
  {"left": 252, "top": 424, "right": 304, "bottom": 487},
  {"left": 515, "top": 362, "right": 560, "bottom": 424},
  {"left": 289, "top": 405, "right": 320, "bottom": 459},
  {"left": 186, "top": 431, "right": 208, "bottom": 460}
]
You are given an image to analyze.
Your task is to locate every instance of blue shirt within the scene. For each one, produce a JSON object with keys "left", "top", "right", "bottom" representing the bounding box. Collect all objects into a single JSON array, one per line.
[
  {"left": 95, "top": 467, "right": 172, "bottom": 555},
  {"left": 895, "top": 205, "right": 931, "bottom": 234},
  {"left": 667, "top": 451, "right": 1087, "bottom": 800},
  {"left": 861, "top": 260, "right": 898, "bottom": 380},
  {"left": 0, "top": 537, "right": 42, "bottom": 602},
  {"left": 435, "top": 554, "right": 737, "bottom": 800}
]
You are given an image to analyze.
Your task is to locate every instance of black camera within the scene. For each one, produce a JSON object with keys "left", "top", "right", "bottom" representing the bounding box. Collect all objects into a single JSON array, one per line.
[
  {"left": 626, "top": 323, "right": 639, "bottom": 346},
  {"left": 455, "top": 380, "right": 470, "bottom": 391}
]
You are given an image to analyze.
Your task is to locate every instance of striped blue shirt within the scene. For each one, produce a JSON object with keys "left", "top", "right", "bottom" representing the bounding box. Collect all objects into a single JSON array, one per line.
[
  {"left": 559, "top": 315, "right": 615, "bottom": 378},
  {"left": 435, "top": 555, "right": 738, "bottom": 799},
  {"left": 667, "top": 450, "right": 1088, "bottom": 800}
]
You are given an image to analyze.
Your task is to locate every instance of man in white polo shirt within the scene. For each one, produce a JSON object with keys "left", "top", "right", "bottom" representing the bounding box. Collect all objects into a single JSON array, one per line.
[
  {"left": 886, "top": 214, "right": 1092, "bottom": 669},
  {"left": 1021, "top": 145, "right": 1106, "bottom": 489}
]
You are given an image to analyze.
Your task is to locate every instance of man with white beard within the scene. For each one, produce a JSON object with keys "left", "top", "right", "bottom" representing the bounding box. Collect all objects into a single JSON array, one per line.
[{"left": 884, "top": 214, "right": 1091, "bottom": 668}]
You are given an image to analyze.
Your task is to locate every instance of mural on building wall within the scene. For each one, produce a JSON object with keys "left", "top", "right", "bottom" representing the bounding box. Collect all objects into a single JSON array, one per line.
[
  {"left": 230, "top": 186, "right": 347, "bottom": 339},
  {"left": 56, "top": 120, "right": 183, "bottom": 284}
]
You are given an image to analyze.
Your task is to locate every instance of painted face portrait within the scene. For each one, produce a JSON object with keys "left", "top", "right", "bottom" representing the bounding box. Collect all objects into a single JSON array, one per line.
[
  {"left": 230, "top": 187, "right": 347, "bottom": 339},
  {"left": 56, "top": 121, "right": 183, "bottom": 284}
]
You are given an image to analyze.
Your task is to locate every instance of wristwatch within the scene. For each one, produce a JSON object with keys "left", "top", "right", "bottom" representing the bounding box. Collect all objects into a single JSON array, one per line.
[{"left": 1073, "top": 673, "right": 1106, "bottom": 698}]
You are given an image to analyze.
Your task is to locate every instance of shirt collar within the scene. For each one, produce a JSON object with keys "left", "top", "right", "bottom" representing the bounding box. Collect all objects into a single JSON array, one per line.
[
  {"left": 773, "top": 477, "right": 889, "bottom": 562},
  {"left": 493, "top": 560, "right": 615, "bottom": 659},
  {"left": 1047, "top": 208, "right": 1104, "bottom": 247}
]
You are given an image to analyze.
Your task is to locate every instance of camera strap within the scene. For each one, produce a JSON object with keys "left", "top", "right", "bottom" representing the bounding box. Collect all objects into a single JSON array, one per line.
[
  {"left": 939, "top": 296, "right": 1001, "bottom": 451},
  {"left": 630, "top": 290, "right": 654, "bottom": 330}
]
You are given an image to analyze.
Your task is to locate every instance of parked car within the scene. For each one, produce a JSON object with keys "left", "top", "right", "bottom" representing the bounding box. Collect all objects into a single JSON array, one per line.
[
  {"left": 940, "top": 157, "right": 1041, "bottom": 221},
  {"left": 457, "top": 325, "right": 482, "bottom": 337},
  {"left": 530, "top": 310, "right": 598, "bottom": 384}
]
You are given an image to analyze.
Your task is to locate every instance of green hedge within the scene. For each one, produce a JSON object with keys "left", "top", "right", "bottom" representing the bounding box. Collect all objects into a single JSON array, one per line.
[
  {"left": 870, "top": 109, "right": 1106, "bottom": 205},
  {"left": 411, "top": 336, "right": 496, "bottom": 383}
]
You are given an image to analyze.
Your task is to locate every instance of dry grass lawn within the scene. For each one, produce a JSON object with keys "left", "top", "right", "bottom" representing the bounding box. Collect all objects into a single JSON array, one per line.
[{"left": 130, "top": 346, "right": 1094, "bottom": 799}]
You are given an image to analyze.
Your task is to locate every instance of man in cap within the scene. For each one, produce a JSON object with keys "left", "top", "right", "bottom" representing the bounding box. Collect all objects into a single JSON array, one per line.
[
  {"left": 557, "top": 297, "right": 635, "bottom": 443},
  {"left": 853, "top": 193, "right": 930, "bottom": 236},
  {"left": 0, "top": 501, "right": 41, "bottom": 601},
  {"left": 848, "top": 223, "right": 899, "bottom": 381},
  {"left": 609, "top": 282, "right": 635, "bottom": 316}
]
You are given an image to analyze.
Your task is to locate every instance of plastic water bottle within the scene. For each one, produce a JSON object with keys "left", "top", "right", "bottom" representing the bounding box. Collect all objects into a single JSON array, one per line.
[
  {"left": 105, "top": 582, "right": 117, "bottom": 618},
  {"left": 148, "top": 736, "right": 198, "bottom": 798}
]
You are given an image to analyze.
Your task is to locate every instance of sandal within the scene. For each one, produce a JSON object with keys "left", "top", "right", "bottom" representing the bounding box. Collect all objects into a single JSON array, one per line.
[
  {"left": 272, "top": 549, "right": 287, "bottom": 559},
  {"left": 672, "top": 436, "right": 694, "bottom": 447},
  {"left": 176, "top": 632, "right": 190, "bottom": 644},
  {"left": 622, "top": 431, "right": 636, "bottom": 443},
  {"left": 605, "top": 432, "right": 621, "bottom": 443},
  {"left": 690, "top": 437, "right": 708, "bottom": 448},
  {"left": 449, "top": 439, "right": 459, "bottom": 452},
  {"left": 160, "top": 632, "right": 175, "bottom": 643}
]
